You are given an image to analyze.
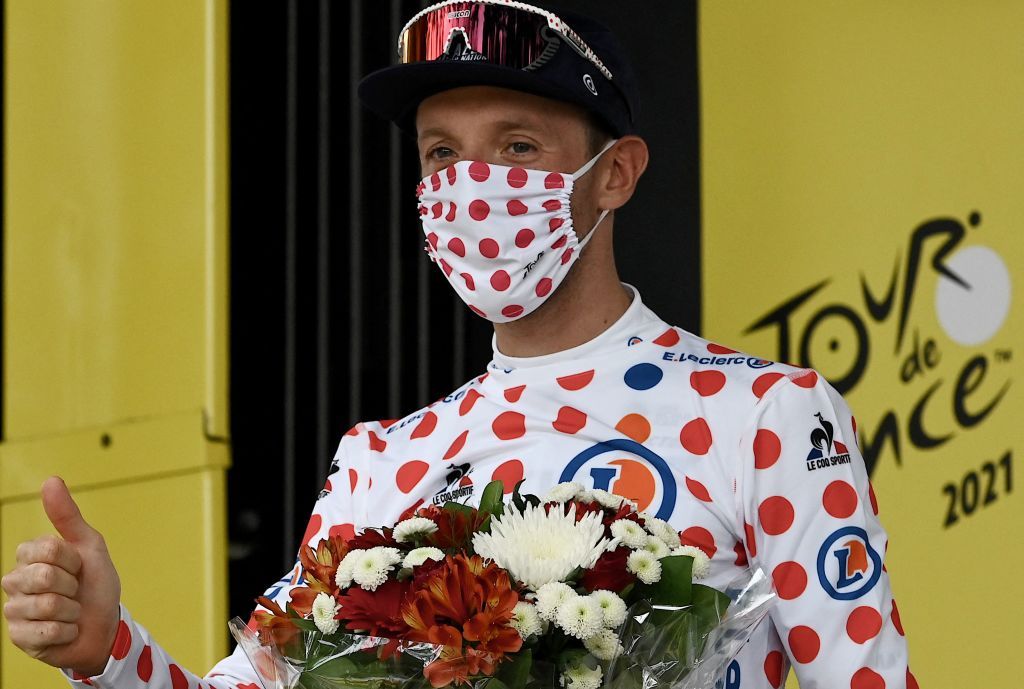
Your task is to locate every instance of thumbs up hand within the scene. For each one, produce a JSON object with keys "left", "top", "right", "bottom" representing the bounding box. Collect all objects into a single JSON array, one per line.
[{"left": 1, "top": 477, "right": 121, "bottom": 677}]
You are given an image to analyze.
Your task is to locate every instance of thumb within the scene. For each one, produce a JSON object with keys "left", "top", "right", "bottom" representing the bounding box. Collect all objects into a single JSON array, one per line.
[{"left": 41, "top": 476, "right": 98, "bottom": 544}]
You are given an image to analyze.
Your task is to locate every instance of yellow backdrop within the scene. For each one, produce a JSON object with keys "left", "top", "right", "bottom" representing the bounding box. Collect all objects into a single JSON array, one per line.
[
  {"left": 1, "top": 1, "right": 230, "bottom": 687},
  {"left": 701, "top": 2, "right": 1022, "bottom": 687}
]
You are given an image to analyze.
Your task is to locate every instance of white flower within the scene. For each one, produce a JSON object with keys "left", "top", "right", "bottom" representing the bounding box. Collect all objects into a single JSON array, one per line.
[
  {"left": 510, "top": 601, "right": 544, "bottom": 639},
  {"left": 589, "top": 590, "right": 628, "bottom": 628},
  {"left": 627, "top": 550, "right": 662, "bottom": 584},
  {"left": 556, "top": 595, "right": 605, "bottom": 640},
  {"left": 393, "top": 517, "right": 438, "bottom": 543},
  {"left": 535, "top": 582, "right": 578, "bottom": 622},
  {"left": 351, "top": 547, "right": 403, "bottom": 591},
  {"left": 402, "top": 546, "right": 444, "bottom": 568},
  {"left": 545, "top": 482, "right": 585, "bottom": 503},
  {"left": 335, "top": 550, "right": 363, "bottom": 588},
  {"left": 672, "top": 545, "right": 711, "bottom": 579},
  {"left": 311, "top": 592, "right": 340, "bottom": 634},
  {"left": 583, "top": 628, "right": 624, "bottom": 661},
  {"left": 642, "top": 535, "right": 671, "bottom": 559},
  {"left": 561, "top": 662, "right": 603, "bottom": 689},
  {"left": 610, "top": 519, "right": 647, "bottom": 549},
  {"left": 472, "top": 503, "right": 611, "bottom": 590},
  {"left": 590, "top": 489, "right": 625, "bottom": 510},
  {"left": 644, "top": 517, "right": 681, "bottom": 548}
]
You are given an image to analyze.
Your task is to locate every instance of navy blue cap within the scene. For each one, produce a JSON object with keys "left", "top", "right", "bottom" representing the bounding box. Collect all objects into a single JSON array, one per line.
[{"left": 357, "top": 3, "right": 639, "bottom": 138}]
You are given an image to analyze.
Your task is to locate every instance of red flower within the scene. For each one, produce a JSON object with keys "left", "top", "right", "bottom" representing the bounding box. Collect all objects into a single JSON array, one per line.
[
  {"left": 581, "top": 546, "right": 636, "bottom": 593},
  {"left": 251, "top": 596, "right": 302, "bottom": 651},
  {"left": 417, "top": 506, "right": 490, "bottom": 551},
  {"left": 347, "top": 527, "right": 400, "bottom": 550},
  {"left": 289, "top": 535, "right": 349, "bottom": 617},
  {"left": 336, "top": 578, "right": 412, "bottom": 638}
]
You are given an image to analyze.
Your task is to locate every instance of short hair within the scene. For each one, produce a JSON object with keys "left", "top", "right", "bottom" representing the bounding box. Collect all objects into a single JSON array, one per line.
[{"left": 586, "top": 111, "right": 618, "bottom": 156}]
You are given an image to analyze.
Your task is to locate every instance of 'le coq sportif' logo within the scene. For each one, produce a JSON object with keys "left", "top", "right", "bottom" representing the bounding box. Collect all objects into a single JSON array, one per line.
[{"left": 805, "top": 412, "right": 852, "bottom": 472}]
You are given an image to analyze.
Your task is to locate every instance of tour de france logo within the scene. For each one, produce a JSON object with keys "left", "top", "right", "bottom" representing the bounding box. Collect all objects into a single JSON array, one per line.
[{"left": 558, "top": 439, "right": 677, "bottom": 520}]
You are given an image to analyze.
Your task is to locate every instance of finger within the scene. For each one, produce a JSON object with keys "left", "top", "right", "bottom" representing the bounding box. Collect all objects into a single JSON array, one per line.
[
  {"left": 10, "top": 563, "right": 80, "bottom": 598},
  {"left": 41, "top": 477, "right": 99, "bottom": 545},
  {"left": 4, "top": 593, "right": 82, "bottom": 623},
  {"left": 15, "top": 536, "right": 83, "bottom": 575},
  {"left": 8, "top": 619, "right": 79, "bottom": 652}
]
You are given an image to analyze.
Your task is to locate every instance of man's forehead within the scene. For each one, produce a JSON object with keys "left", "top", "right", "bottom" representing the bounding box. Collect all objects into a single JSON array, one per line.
[{"left": 416, "top": 85, "right": 588, "bottom": 140}]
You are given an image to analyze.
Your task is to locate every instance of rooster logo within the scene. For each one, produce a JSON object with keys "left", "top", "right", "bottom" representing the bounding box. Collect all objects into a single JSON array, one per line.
[{"left": 810, "top": 412, "right": 834, "bottom": 454}]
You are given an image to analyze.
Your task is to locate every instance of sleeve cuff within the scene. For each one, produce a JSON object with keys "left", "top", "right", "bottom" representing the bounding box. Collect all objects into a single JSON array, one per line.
[{"left": 61, "top": 603, "right": 131, "bottom": 686}]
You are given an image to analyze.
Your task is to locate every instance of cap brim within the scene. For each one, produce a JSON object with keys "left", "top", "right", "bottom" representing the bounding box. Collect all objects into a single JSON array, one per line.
[{"left": 358, "top": 61, "right": 596, "bottom": 137}]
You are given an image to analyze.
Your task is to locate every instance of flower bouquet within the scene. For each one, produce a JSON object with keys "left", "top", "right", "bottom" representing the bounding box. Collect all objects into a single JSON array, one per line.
[{"left": 229, "top": 480, "right": 774, "bottom": 689}]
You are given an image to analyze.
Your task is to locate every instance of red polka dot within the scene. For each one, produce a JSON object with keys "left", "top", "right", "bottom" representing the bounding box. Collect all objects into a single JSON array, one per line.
[
  {"left": 368, "top": 431, "right": 387, "bottom": 452},
  {"left": 652, "top": 328, "right": 680, "bottom": 347},
  {"left": 891, "top": 599, "right": 905, "bottom": 635},
  {"left": 792, "top": 369, "right": 818, "bottom": 388},
  {"left": 443, "top": 431, "right": 469, "bottom": 459},
  {"left": 850, "top": 667, "right": 885, "bottom": 689},
  {"left": 764, "top": 651, "right": 784, "bottom": 688},
  {"left": 491, "top": 459, "right": 524, "bottom": 492},
  {"left": 411, "top": 411, "right": 438, "bottom": 439},
  {"left": 490, "top": 270, "right": 511, "bottom": 291},
  {"left": 439, "top": 259, "right": 453, "bottom": 276},
  {"left": 680, "top": 417, "right": 713, "bottom": 455},
  {"left": 329, "top": 523, "right": 355, "bottom": 540},
  {"left": 553, "top": 406, "right": 587, "bottom": 434},
  {"left": 379, "top": 418, "right": 398, "bottom": 429},
  {"left": 753, "top": 372, "right": 785, "bottom": 399},
  {"left": 823, "top": 480, "right": 859, "bottom": 518},
  {"left": 493, "top": 411, "right": 526, "bottom": 440},
  {"left": 348, "top": 468, "right": 358, "bottom": 491},
  {"left": 615, "top": 414, "right": 651, "bottom": 443},
  {"left": 846, "top": 607, "right": 883, "bottom": 644},
  {"left": 539, "top": 199, "right": 560, "bottom": 212},
  {"left": 549, "top": 217, "right": 565, "bottom": 232},
  {"left": 561, "top": 248, "right": 574, "bottom": 264},
  {"left": 515, "top": 228, "right": 535, "bottom": 248},
  {"left": 468, "top": 161, "right": 490, "bottom": 182},
  {"left": 430, "top": 173, "right": 441, "bottom": 191},
  {"left": 447, "top": 237, "right": 466, "bottom": 257},
  {"left": 395, "top": 458, "right": 428, "bottom": 491},
  {"left": 744, "top": 522, "right": 757, "bottom": 557},
  {"left": 426, "top": 232, "right": 439, "bottom": 249},
  {"left": 507, "top": 167, "right": 528, "bottom": 188},
  {"left": 690, "top": 370, "right": 726, "bottom": 396},
  {"left": 906, "top": 669, "right": 919, "bottom": 689},
  {"left": 557, "top": 370, "right": 595, "bottom": 390},
  {"left": 544, "top": 172, "right": 565, "bottom": 189},
  {"left": 459, "top": 388, "right": 484, "bottom": 416},
  {"left": 298, "top": 516, "right": 322, "bottom": 549},
  {"left": 536, "top": 278, "right": 553, "bottom": 297},
  {"left": 469, "top": 305, "right": 487, "bottom": 318},
  {"left": 504, "top": 385, "right": 526, "bottom": 403},
  {"left": 469, "top": 199, "right": 490, "bottom": 221},
  {"left": 446, "top": 166, "right": 457, "bottom": 185},
  {"left": 431, "top": 202, "right": 443, "bottom": 219},
  {"left": 758, "top": 496, "right": 795, "bottom": 535},
  {"left": 685, "top": 476, "right": 712, "bottom": 502},
  {"left": 753, "top": 429, "right": 782, "bottom": 469},
  {"left": 772, "top": 561, "right": 807, "bottom": 600},
  {"left": 170, "top": 664, "right": 188, "bottom": 689},
  {"left": 324, "top": 478, "right": 333, "bottom": 494},
  {"left": 111, "top": 620, "right": 132, "bottom": 660},
  {"left": 507, "top": 200, "right": 528, "bottom": 216},
  {"left": 680, "top": 526, "right": 715, "bottom": 557},
  {"left": 501, "top": 305, "right": 524, "bottom": 319},
  {"left": 345, "top": 425, "right": 359, "bottom": 436},
  {"left": 868, "top": 482, "right": 879, "bottom": 515},
  {"left": 445, "top": 202, "right": 457, "bottom": 222},
  {"left": 707, "top": 343, "right": 737, "bottom": 354},
  {"left": 137, "top": 645, "right": 154, "bottom": 681},
  {"left": 552, "top": 235, "right": 567, "bottom": 249},
  {"left": 733, "top": 540, "right": 748, "bottom": 567},
  {"left": 461, "top": 272, "right": 476, "bottom": 290},
  {"left": 788, "top": 626, "right": 820, "bottom": 664},
  {"left": 479, "top": 238, "right": 500, "bottom": 258}
]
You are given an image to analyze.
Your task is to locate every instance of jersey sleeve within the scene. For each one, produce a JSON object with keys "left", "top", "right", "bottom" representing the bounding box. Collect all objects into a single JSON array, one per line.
[
  {"left": 735, "top": 369, "right": 916, "bottom": 688},
  {"left": 60, "top": 434, "right": 367, "bottom": 688}
]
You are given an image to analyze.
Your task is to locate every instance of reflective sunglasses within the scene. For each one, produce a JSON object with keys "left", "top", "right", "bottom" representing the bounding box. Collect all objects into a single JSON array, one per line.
[{"left": 398, "top": 0, "right": 614, "bottom": 82}]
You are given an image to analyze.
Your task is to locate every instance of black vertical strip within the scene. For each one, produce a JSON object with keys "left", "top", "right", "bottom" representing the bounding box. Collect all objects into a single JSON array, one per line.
[
  {"left": 282, "top": 0, "right": 299, "bottom": 566},
  {"left": 348, "top": 2, "right": 363, "bottom": 423},
  {"left": 417, "top": 248, "right": 430, "bottom": 403},
  {"left": 452, "top": 294, "right": 465, "bottom": 386},
  {"left": 387, "top": 0, "right": 403, "bottom": 418},
  {"left": 316, "top": 0, "right": 331, "bottom": 486}
]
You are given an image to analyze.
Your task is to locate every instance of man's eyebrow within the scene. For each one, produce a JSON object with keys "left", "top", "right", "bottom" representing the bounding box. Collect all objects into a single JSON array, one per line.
[{"left": 418, "top": 119, "right": 553, "bottom": 144}]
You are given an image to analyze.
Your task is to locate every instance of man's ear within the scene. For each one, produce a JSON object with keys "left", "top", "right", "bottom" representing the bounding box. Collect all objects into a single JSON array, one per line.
[{"left": 595, "top": 136, "right": 649, "bottom": 211}]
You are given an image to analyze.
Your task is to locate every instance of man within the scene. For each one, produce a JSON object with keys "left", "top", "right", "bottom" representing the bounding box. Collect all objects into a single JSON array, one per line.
[{"left": 2, "top": 2, "right": 915, "bottom": 687}]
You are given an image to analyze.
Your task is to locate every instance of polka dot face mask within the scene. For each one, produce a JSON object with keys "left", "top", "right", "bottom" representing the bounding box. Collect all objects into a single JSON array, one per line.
[{"left": 417, "top": 140, "right": 617, "bottom": 323}]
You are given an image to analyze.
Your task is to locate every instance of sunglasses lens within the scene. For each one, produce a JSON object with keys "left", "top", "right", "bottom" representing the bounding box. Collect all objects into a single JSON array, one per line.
[{"left": 402, "top": 2, "right": 553, "bottom": 69}]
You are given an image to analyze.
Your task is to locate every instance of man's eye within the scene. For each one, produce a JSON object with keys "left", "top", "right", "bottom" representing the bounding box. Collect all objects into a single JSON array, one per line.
[
  {"left": 509, "top": 142, "right": 535, "bottom": 155},
  {"left": 428, "top": 146, "right": 455, "bottom": 160}
]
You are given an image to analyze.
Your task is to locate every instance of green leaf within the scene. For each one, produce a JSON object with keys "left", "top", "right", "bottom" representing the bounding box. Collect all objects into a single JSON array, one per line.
[
  {"left": 479, "top": 480, "right": 506, "bottom": 517},
  {"left": 646, "top": 555, "right": 693, "bottom": 606},
  {"left": 442, "top": 501, "right": 474, "bottom": 517},
  {"left": 496, "top": 649, "right": 533, "bottom": 688},
  {"left": 478, "top": 678, "right": 511, "bottom": 689},
  {"left": 689, "top": 583, "right": 731, "bottom": 631}
]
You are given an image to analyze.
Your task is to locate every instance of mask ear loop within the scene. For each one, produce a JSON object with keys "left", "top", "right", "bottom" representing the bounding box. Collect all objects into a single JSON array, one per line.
[{"left": 571, "top": 138, "right": 619, "bottom": 180}]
